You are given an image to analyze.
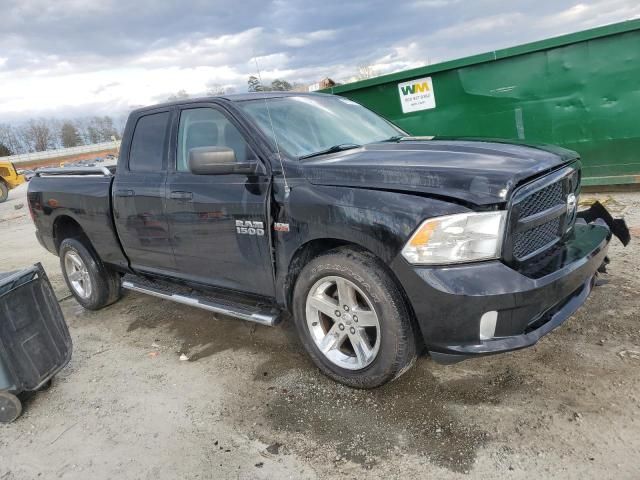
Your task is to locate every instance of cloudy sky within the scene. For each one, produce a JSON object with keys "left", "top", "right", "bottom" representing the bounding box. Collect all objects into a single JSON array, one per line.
[{"left": 1, "top": 0, "right": 639, "bottom": 121}]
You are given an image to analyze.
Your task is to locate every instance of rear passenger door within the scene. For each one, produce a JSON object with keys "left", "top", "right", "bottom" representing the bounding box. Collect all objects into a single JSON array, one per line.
[{"left": 113, "top": 110, "right": 175, "bottom": 274}]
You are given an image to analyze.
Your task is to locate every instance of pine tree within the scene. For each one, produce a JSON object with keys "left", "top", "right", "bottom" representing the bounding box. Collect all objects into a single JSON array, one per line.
[
  {"left": 0, "top": 143, "right": 11, "bottom": 157},
  {"left": 60, "top": 121, "right": 82, "bottom": 148}
]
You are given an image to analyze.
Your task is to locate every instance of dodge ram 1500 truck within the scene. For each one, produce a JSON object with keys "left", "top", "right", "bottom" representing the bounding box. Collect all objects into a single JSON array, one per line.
[{"left": 27, "top": 93, "right": 629, "bottom": 388}]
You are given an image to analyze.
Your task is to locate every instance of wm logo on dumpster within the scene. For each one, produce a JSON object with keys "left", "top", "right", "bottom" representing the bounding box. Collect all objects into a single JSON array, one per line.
[
  {"left": 400, "top": 82, "right": 431, "bottom": 95},
  {"left": 398, "top": 76, "right": 436, "bottom": 113}
]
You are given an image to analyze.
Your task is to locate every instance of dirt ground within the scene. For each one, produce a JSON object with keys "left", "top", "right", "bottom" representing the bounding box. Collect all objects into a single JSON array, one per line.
[{"left": 1, "top": 182, "right": 639, "bottom": 479}]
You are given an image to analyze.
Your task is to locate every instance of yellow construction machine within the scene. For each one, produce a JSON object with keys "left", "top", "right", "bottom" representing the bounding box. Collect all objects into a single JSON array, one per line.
[{"left": 0, "top": 160, "right": 25, "bottom": 203}]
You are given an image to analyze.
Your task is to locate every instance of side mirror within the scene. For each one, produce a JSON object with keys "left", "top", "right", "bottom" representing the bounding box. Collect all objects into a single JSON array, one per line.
[{"left": 188, "top": 146, "right": 258, "bottom": 175}]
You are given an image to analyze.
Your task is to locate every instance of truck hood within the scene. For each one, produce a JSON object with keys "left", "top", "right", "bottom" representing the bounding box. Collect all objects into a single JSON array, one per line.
[{"left": 301, "top": 139, "right": 578, "bottom": 206}]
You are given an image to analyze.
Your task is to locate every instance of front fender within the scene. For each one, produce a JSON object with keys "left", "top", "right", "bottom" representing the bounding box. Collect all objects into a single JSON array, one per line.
[{"left": 273, "top": 184, "right": 469, "bottom": 305}]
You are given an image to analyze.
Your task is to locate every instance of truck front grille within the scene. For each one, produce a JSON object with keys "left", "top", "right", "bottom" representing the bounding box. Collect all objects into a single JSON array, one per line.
[
  {"left": 518, "top": 181, "right": 563, "bottom": 218},
  {"left": 513, "top": 217, "right": 562, "bottom": 259},
  {"left": 506, "top": 165, "right": 580, "bottom": 262}
]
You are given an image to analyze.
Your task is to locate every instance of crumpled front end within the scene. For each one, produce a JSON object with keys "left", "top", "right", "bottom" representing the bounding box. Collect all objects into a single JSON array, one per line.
[
  {"left": 391, "top": 163, "right": 630, "bottom": 363},
  {"left": 394, "top": 221, "right": 611, "bottom": 362}
]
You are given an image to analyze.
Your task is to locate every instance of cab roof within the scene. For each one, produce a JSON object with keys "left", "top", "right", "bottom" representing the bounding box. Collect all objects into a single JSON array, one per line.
[{"left": 132, "top": 91, "right": 328, "bottom": 115}]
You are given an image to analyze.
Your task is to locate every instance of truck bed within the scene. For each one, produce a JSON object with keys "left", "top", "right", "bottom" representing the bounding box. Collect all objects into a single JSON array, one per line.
[{"left": 27, "top": 168, "right": 128, "bottom": 268}]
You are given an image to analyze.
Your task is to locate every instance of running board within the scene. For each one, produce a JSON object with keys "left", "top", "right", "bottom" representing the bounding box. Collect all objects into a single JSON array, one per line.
[{"left": 122, "top": 277, "right": 281, "bottom": 327}]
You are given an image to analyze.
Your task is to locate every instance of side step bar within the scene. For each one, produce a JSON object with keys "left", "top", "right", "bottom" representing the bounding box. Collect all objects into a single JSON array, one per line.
[{"left": 122, "top": 278, "right": 281, "bottom": 327}]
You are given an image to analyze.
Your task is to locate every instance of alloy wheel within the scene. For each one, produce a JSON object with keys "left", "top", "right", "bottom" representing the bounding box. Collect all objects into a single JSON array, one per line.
[
  {"left": 305, "top": 276, "right": 381, "bottom": 370},
  {"left": 64, "top": 250, "right": 92, "bottom": 299}
]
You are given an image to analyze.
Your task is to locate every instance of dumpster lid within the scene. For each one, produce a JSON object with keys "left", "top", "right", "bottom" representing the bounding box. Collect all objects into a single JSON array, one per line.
[{"left": 323, "top": 19, "right": 640, "bottom": 94}]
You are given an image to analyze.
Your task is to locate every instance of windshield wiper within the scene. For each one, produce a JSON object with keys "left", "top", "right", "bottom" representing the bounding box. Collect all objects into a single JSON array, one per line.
[
  {"left": 380, "top": 135, "right": 407, "bottom": 142},
  {"left": 380, "top": 134, "right": 435, "bottom": 142},
  {"left": 299, "top": 143, "right": 361, "bottom": 160}
]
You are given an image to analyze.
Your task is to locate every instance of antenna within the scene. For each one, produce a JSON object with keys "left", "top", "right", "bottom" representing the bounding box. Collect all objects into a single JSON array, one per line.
[{"left": 253, "top": 56, "right": 290, "bottom": 195}]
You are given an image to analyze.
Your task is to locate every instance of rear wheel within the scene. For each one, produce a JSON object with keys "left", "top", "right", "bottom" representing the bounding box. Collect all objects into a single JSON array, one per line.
[
  {"left": 0, "top": 392, "right": 22, "bottom": 423},
  {"left": 59, "top": 238, "right": 122, "bottom": 310},
  {"left": 0, "top": 181, "right": 8, "bottom": 203},
  {"left": 293, "top": 247, "right": 417, "bottom": 389}
]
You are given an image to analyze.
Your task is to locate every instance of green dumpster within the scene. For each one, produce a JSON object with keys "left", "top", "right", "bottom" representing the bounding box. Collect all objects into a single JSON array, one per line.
[{"left": 323, "top": 20, "right": 640, "bottom": 186}]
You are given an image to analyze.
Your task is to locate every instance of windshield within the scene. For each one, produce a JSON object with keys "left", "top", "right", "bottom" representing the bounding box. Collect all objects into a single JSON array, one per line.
[{"left": 238, "top": 95, "right": 404, "bottom": 158}]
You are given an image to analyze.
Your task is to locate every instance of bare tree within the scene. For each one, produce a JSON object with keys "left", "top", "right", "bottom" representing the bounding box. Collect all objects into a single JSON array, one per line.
[
  {"left": 87, "top": 123, "right": 101, "bottom": 144},
  {"left": 270, "top": 79, "right": 293, "bottom": 91},
  {"left": 76, "top": 118, "right": 99, "bottom": 144},
  {"left": 290, "top": 82, "right": 309, "bottom": 92},
  {"left": 95, "top": 116, "right": 118, "bottom": 141},
  {"left": 0, "top": 123, "right": 24, "bottom": 155},
  {"left": 76, "top": 116, "right": 118, "bottom": 144},
  {"left": 357, "top": 64, "right": 377, "bottom": 80},
  {"left": 1, "top": 114, "right": 122, "bottom": 155},
  {"left": 167, "top": 89, "right": 190, "bottom": 101},
  {"left": 114, "top": 115, "right": 128, "bottom": 139},
  {"left": 48, "top": 118, "right": 63, "bottom": 149},
  {"left": 206, "top": 83, "right": 234, "bottom": 96},
  {"left": 22, "top": 118, "right": 54, "bottom": 152},
  {"left": 248, "top": 75, "right": 263, "bottom": 92},
  {"left": 247, "top": 76, "right": 295, "bottom": 92}
]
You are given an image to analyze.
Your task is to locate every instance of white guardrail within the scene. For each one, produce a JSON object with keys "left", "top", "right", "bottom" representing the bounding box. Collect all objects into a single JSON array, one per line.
[{"left": 8, "top": 140, "right": 120, "bottom": 165}]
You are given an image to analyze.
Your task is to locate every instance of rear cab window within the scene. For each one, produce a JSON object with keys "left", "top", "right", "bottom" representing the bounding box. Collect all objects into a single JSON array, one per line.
[{"left": 129, "top": 112, "right": 170, "bottom": 172}]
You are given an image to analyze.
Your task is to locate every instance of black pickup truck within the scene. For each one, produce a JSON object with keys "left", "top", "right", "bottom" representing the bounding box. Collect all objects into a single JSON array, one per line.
[{"left": 27, "top": 92, "right": 628, "bottom": 388}]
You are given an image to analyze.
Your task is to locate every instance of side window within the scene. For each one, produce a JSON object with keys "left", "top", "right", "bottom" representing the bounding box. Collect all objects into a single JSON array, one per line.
[
  {"left": 177, "top": 108, "right": 253, "bottom": 172},
  {"left": 129, "top": 112, "right": 169, "bottom": 172}
]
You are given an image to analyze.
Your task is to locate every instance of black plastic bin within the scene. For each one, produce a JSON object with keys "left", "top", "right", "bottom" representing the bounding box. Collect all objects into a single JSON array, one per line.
[{"left": 0, "top": 263, "right": 72, "bottom": 423}]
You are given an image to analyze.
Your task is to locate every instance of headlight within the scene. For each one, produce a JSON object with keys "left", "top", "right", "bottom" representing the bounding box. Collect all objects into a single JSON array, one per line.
[{"left": 401, "top": 211, "right": 507, "bottom": 265}]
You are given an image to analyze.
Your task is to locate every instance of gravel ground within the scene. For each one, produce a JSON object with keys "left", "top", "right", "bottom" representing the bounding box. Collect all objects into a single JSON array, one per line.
[{"left": 0, "top": 182, "right": 639, "bottom": 479}]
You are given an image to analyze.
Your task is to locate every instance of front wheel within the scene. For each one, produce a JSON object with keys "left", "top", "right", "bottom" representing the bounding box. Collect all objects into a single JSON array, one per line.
[
  {"left": 59, "top": 238, "right": 122, "bottom": 310},
  {"left": 293, "top": 247, "right": 417, "bottom": 389}
]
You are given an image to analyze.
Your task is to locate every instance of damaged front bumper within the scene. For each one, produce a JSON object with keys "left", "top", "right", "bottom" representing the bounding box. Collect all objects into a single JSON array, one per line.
[
  {"left": 577, "top": 200, "right": 630, "bottom": 247},
  {"left": 392, "top": 203, "right": 630, "bottom": 364}
]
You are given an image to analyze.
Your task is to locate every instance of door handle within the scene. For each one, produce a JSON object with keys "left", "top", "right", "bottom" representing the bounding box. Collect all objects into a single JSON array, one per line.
[
  {"left": 170, "top": 191, "right": 193, "bottom": 201},
  {"left": 116, "top": 189, "right": 135, "bottom": 197}
]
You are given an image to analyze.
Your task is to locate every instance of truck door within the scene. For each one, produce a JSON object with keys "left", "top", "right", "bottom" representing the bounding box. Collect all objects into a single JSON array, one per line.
[
  {"left": 165, "top": 106, "right": 274, "bottom": 297},
  {"left": 113, "top": 110, "right": 175, "bottom": 274}
]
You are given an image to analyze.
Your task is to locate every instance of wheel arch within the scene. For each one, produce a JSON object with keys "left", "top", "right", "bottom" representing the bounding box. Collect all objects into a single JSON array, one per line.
[
  {"left": 53, "top": 215, "right": 93, "bottom": 253},
  {"left": 283, "top": 237, "right": 352, "bottom": 309},
  {"left": 282, "top": 237, "right": 424, "bottom": 349}
]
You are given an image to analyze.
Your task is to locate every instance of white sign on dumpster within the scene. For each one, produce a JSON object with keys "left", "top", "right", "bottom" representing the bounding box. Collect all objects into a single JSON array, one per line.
[{"left": 398, "top": 76, "right": 436, "bottom": 113}]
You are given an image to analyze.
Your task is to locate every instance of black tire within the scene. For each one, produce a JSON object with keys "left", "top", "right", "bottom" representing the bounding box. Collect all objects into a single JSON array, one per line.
[
  {"left": 0, "top": 392, "right": 22, "bottom": 423},
  {"left": 0, "top": 181, "right": 8, "bottom": 203},
  {"left": 59, "top": 238, "right": 122, "bottom": 310},
  {"left": 293, "top": 247, "right": 417, "bottom": 389}
]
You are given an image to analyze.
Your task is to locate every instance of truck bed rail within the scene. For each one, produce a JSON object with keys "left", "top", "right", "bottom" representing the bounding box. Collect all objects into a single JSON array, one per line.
[{"left": 35, "top": 166, "right": 114, "bottom": 177}]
